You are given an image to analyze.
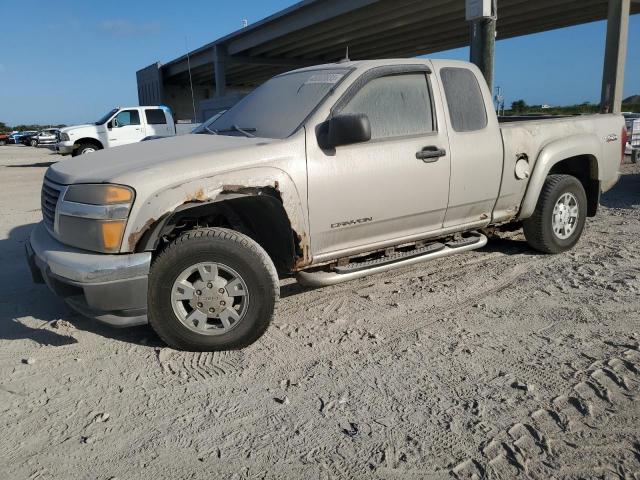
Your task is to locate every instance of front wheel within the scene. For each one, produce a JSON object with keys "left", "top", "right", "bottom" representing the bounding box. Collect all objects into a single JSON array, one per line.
[
  {"left": 523, "top": 174, "right": 587, "bottom": 254},
  {"left": 72, "top": 143, "right": 98, "bottom": 156},
  {"left": 148, "top": 228, "right": 279, "bottom": 351},
  {"left": 30, "top": 139, "right": 38, "bottom": 147}
]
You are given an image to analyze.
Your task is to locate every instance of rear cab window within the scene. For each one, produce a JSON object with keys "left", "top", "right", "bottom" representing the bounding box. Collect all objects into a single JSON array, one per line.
[
  {"left": 145, "top": 109, "right": 167, "bottom": 125},
  {"left": 439, "top": 67, "right": 487, "bottom": 132}
]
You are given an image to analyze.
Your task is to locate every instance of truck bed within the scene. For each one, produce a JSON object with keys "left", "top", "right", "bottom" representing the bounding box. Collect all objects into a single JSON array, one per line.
[{"left": 493, "top": 113, "right": 623, "bottom": 224}]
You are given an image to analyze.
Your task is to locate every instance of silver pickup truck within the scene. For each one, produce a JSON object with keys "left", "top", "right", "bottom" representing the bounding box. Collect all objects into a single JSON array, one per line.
[{"left": 26, "top": 59, "right": 625, "bottom": 351}]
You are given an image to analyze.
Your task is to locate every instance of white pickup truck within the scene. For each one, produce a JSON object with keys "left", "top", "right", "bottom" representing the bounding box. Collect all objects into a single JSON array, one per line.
[
  {"left": 56, "top": 106, "right": 194, "bottom": 156},
  {"left": 28, "top": 59, "right": 625, "bottom": 351}
]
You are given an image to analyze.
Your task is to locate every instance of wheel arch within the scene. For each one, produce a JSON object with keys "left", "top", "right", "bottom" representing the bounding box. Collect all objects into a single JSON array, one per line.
[
  {"left": 125, "top": 169, "right": 311, "bottom": 273},
  {"left": 518, "top": 134, "right": 602, "bottom": 220},
  {"left": 74, "top": 137, "right": 104, "bottom": 150}
]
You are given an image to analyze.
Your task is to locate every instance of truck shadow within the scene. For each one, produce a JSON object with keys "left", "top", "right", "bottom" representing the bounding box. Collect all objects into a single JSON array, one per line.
[
  {"left": 600, "top": 169, "right": 639, "bottom": 210},
  {"left": 0, "top": 222, "right": 161, "bottom": 348}
]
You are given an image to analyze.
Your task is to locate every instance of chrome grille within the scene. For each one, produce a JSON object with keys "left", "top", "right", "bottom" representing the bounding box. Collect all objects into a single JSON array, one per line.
[{"left": 41, "top": 178, "right": 64, "bottom": 231}]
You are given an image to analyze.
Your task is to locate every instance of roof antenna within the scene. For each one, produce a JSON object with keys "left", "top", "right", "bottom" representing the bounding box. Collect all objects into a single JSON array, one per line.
[{"left": 338, "top": 46, "right": 350, "bottom": 63}]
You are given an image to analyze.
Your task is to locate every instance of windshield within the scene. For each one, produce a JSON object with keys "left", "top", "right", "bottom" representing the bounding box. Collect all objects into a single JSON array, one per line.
[
  {"left": 198, "top": 68, "right": 349, "bottom": 139},
  {"left": 95, "top": 108, "right": 119, "bottom": 125}
]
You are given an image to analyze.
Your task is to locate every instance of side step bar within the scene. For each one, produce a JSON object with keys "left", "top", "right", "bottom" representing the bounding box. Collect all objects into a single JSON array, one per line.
[{"left": 296, "top": 233, "right": 487, "bottom": 287}]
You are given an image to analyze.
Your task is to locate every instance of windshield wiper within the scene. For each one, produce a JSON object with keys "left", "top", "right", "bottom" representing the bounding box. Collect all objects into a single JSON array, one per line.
[
  {"left": 204, "top": 124, "right": 218, "bottom": 135},
  {"left": 215, "top": 125, "right": 257, "bottom": 138}
]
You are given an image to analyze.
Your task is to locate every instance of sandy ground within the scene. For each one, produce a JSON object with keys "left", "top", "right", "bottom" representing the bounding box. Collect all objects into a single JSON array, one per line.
[{"left": 0, "top": 144, "right": 638, "bottom": 479}]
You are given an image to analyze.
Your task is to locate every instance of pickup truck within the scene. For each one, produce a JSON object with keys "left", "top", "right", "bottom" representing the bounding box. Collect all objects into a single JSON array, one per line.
[
  {"left": 56, "top": 106, "right": 192, "bottom": 156},
  {"left": 26, "top": 59, "right": 624, "bottom": 351}
]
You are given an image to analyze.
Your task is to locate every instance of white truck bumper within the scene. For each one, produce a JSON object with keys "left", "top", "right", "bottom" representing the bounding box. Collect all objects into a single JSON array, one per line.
[{"left": 56, "top": 141, "right": 75, "bottom": 155}]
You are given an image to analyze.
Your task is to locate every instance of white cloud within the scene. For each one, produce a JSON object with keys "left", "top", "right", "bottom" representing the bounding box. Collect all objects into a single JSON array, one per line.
[{"left": 99, "top": 19, "right": 161, "bottom": 37}]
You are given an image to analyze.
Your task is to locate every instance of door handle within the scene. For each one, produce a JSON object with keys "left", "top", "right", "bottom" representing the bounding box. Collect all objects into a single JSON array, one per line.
[{"left": 416, "top": 146, "right": 446, "bottom": 162}]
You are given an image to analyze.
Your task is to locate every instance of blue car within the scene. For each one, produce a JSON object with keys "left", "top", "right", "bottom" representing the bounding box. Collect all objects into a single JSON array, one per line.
[{"left": 8, "top": 131, "right": 37, "bottom": 144}]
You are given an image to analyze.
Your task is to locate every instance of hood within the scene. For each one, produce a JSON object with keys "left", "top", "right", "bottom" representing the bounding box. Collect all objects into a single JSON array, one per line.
[
  {"left": 46, "top": 134, "right": 277, "bottom": 185},
  {"left": 61, "top": 124, "right": 96, "bottom": 134}
]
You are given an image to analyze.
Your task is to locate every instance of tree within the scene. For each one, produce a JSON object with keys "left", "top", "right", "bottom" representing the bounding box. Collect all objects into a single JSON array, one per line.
[
  {"left": 0, "top": 122, "right": 8, "bottom": 132},
  {"left": 511, "top": 99, "right": 528, "bottom": 113}
]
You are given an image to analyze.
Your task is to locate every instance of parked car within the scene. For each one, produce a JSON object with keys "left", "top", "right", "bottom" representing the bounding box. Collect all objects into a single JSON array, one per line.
[
  {"left": 623, "top": 113, "right": 640, "bottom": 155},
  {"left": 56, "top": 106, "right": 194, "bottom": 156},
  {"left": 628, "top": 118, "right": 640, "bottom": 163},
  {"left": 8, "top": 131, "right": 37, "bottom": 144},
  {"left": 27, "top": 58, "right": 624, "bottom": 351},
  {"left": 0, "top": 133, "right": 9, "bottom": 145},
  {"left": 20, "top": 132, "right": 41, "bottom": 146},
  {"left": 32, "top": 128, "right": 60, "bottom": 147}
]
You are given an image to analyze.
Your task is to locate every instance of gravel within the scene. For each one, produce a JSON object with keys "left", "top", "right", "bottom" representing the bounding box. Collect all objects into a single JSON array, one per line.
[{"left": 0, "top": 144, "right": 639, "bottom": 479}]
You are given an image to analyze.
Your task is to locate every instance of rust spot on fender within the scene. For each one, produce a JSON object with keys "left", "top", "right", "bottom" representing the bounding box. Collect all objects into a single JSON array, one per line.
[
  {"left": 293, "top": 231, "right": 311, "bottom": 270},
  {"left": 221, "top": 184, "right": 246, "bottom": 193},
  {"left": 185, "top": 188, "right": 207, "bottom": 202},
  {"left": 127, "top": 217, "right": 157, "bottom": 251}
]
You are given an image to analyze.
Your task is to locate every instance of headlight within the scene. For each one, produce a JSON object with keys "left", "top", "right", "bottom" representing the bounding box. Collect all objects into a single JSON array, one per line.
[
  {"left": 59, "top": 133, "right": 70, "bottom": 141},
  {"left": 56, "top": 184, "right": 135, "bottom": 253}
]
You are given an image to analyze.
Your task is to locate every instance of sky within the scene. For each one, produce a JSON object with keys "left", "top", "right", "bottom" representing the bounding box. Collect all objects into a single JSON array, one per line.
[{"left": 0, "top": 0, "right": 638, "bottom": 126}]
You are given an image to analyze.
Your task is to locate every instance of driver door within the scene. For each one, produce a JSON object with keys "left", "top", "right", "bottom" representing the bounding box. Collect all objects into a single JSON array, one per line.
[
  {"left": 306, "top": 67, "right": 451, "bottom": 259},
  {"left": 108, "top": 109, "right": 145, "bottom": 147}
]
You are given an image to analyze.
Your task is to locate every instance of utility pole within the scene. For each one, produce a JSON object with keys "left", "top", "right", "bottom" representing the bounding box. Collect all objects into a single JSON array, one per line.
[
  {"left": 467, "top": 0, "right": 497, "bottom": 93},
  {"left": 600, "top": 0, "right": 630, "bottom": 113}
]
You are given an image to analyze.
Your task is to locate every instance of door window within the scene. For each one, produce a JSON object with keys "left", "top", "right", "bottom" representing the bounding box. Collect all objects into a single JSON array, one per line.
[
  {"left": 114, "top": 110, "right": 140, "bottom": 126},
  {"left": 341, "top": 73, "right": 434, "bottom": 139}
]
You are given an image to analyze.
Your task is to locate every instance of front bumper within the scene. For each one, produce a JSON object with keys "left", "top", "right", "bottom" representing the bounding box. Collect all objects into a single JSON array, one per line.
[
  {"left": 55, "top": 141, "right": 74, "bottom": 155},
  {"left": 26, "top": 222, "right": 151, "bottom": 327}
]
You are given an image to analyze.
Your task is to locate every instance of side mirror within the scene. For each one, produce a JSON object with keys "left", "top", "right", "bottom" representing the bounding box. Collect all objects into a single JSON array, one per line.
[{"left": 317, "top": 113, "right": 371, "bottom": 149}]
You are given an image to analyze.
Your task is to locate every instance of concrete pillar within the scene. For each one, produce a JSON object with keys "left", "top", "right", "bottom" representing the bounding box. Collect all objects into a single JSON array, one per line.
[
  {"left": 214, "top": 44, "right": 228, "bottom": 98},
  {"left": 468, "top": 2, "right": 496, "bottom": 93},
  {"left": 600, "top": 0, "right": 630, "bottom": 114}
]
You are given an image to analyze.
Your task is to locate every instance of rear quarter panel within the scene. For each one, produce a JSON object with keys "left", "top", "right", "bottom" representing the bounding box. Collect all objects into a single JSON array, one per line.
[{"left": 494, "top": 114, "right": 623, "bottom": 223}]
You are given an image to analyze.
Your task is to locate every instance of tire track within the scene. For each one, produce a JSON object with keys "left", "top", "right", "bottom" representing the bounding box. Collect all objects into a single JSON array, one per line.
[{"left": 451, "top": 344, "right": 640, "bottom": 479}]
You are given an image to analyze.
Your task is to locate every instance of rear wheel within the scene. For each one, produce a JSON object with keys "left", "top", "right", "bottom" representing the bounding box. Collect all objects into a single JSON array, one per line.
[
  {"left": 523, "top": 174, "right": 587, "bottom": 254},
  {"left": 148, "top": 228, "right": 279, "bottom": 351}
]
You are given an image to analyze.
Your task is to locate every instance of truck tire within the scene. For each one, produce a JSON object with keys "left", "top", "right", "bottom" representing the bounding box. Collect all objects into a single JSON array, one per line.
[
  {"left": 147, "top": 227, "right": 279, "bottom": 351},
  {"left": 72, "top": 143, "right": 98, "bottom": 156},
  {"left": 523, "top": 174, "right": 587, "bottom": 254}
]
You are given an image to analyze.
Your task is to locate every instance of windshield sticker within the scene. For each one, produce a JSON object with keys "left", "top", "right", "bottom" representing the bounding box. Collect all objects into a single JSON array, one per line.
[{"left": 303, "top": 73, "right": 344, "bottom": 85}]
